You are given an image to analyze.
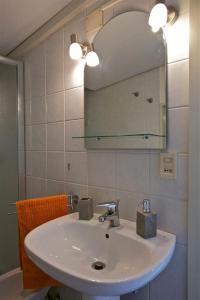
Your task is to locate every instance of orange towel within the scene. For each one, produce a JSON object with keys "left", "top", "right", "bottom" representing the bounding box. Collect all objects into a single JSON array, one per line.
[{"left": 16, "top": 194, "right": 69, "bottom": 289}]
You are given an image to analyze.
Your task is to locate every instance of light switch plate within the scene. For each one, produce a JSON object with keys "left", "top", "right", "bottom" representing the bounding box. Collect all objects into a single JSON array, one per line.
[{"left": 160, "top": 152, "right": 177, "bottom": 179}]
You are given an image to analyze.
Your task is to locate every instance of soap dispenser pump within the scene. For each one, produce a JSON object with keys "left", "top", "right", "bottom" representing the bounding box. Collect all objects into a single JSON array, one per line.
[{"left": 136, "top": 199, "right": 157, "bottom": 239}]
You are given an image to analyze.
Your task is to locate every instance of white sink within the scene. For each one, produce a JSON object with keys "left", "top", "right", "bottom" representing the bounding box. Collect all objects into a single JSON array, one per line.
[{"left": 25, "top": 213, "right": 175, "bottom": 300}]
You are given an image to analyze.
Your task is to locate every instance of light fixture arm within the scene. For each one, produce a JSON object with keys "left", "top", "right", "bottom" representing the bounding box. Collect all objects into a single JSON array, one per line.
[
  {"left": 81, "top": 42, "right": 91, "bottom": 58},
  {"left": 70, "top": 33, "right": 89, "bottom": 57},
  {"left": 167, "top": 6, "right": 178, "bottom": 26},
  {"left": 70, "top": 33, "right": 78, "bottom": 44}
]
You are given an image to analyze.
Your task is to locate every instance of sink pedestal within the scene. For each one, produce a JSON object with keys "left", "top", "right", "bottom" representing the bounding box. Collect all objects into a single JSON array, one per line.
[{"left": 82, "top": 295, "right": 120, "bottom": 300}]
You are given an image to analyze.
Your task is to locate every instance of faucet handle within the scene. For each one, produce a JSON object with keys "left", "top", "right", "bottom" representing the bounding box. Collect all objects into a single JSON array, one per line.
[{"left": 97, "top": 200, "right": 119, "bottom": 211}]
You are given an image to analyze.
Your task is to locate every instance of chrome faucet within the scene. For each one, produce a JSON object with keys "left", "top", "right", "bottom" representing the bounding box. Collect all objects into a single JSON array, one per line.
[{"left": 97, "top": 200, "right": 120, "bottom": 227}]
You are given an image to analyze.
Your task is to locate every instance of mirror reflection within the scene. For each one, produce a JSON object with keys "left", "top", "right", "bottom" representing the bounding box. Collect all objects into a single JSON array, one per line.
[{"left": 84, "top": 11, "right": 166, "bottom": 149}]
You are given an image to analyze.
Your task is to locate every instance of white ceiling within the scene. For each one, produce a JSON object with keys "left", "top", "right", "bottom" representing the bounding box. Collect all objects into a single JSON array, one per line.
[{"left": 0, "top": 0, "right": 72, "bottom": 55}]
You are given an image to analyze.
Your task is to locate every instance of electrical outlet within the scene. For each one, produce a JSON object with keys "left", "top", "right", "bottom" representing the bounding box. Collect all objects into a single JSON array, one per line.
[{"left": 160, "top": 152, "right": 177, "bottom": 179}]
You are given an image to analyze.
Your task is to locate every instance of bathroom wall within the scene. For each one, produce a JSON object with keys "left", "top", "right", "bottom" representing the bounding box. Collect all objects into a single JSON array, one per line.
[{"left": 23, "top": 0, "right": 189, "bottom": 299}]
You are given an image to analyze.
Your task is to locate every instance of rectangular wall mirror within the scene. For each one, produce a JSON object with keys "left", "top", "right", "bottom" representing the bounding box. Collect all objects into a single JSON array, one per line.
[{"left": 83, "top": 10, "right": 167, "bottom": 149}]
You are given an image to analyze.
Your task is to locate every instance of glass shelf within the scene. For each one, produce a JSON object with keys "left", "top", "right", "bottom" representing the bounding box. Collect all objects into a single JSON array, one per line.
[{"left": 72, "top": 133, "right": 166, "bottom": 140}]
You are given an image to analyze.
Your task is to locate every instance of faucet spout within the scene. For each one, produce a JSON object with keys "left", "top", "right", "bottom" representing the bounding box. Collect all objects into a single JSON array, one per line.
[
  {"left": 98, "top": 211, "right": 110, "bottom": 223},
  {"left": 97, "top": 200, "right": 120, "bottom": 227}
]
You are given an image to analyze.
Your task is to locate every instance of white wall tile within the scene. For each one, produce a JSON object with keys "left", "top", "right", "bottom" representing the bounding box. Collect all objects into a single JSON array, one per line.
[
  {"left": 150, "top": 244, "right": 187, "bottom": 300},
  {"left": 149, "top": 153, "right": 188, "bottom": 201},
  {"left": 47, "top": 122, "right": 64, "bottom": 151},
  {"left": 116, "top": 153, "right": 149, "bottom": 193},
  {"left": 88, "top": 186, "right": 116, "bottom": 213},
  {"left": 46, "top": 29, "right": 64, "bottom": 94},
  {"left": 64, "top": 59, "right": 85, "bottom": 90},
  {"left": 88, "top": 152, "right": 115, "bottom": 188},
  {"left": 46, "top": 179, "right": 65, "bottom": 196},
  {"left": 47, "top": 152, "right": 65, "bottom": 181},
  {"left": 31, "top": 151, "right": 46, "bottom": 178},
  {"left": 148, "top": 195, "right": 187, "bottom": 245},
  {"left": 164, "top": 13, "right": 189, "bottom": 63},
  {"left": 31, "top": 177, "right": 46, "bottom": 198},
  {"left": 65, "top": 121, "right": 70, "bottom": 151},
  {"left": 65, "top": 90, "right": 70, "bottom": 121},
  {"left": 70, "top": 119, "right": 85, "bottom": 151},
  {"left": 65, "top": 152, "right": 87, "bottom": 184},
  {"left": 65, "top": 182, "right": 88, "bottom": 199},
  {"left": 168, "top": 59, "right": 189, "bottom": 108},
  {"left": 26, "top": 151, "right": 32, "bottom": 176},
  {"left": 168, "top": 107, "right": 189, "bottom": 153},
  {"left": 115, "top": 190, "right": 144, "bottom": 222},
  {"left": 31, "top": 97, "right": 46, "bottom": 124},
  {"left": 46, "top": 92, "right": 65, "bottom": 122},
  {"left": 19, "top": 171, "right": 26, "bottom": 200},
  {"left": 26, "top": 176, "right": 32, "bottom": 198},
  {"left": 66, "top": 86, "right": 84, "bottom": 120},
  {"left": 29, "top": 44, "right": 45, "bottom": 98},
  {"left": 31, "top": 124, "right": 46, "bottom": 151}
]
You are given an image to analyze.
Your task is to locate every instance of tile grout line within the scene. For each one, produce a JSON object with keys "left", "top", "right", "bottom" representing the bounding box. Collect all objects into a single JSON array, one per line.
[
  {"left": 63, "top": 27, "right": 67, "bottom": 192},
  {"left": 44, "top": 41, "right": 48, "bottom": 195}
]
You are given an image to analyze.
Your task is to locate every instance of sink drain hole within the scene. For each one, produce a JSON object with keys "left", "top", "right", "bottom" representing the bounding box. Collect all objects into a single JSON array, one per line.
[{"left": 91, "top": 261, "right": 106, "bottom": 270}]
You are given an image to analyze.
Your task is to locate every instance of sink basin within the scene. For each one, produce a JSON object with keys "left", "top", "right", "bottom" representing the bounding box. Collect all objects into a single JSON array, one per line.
[{"left": 25, "top": 213, "right": 175, "bottom": 299}]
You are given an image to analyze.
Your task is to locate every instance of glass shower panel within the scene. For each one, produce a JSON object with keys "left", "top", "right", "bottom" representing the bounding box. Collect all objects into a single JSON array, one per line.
[{"left": 0, "top": 63, "right": 19, "bottom": 274}]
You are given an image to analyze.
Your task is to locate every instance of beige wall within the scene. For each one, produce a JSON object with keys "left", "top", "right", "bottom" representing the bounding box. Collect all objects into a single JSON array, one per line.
[{"left": 22, "top": 0, "right": 189, "bottom": 299}]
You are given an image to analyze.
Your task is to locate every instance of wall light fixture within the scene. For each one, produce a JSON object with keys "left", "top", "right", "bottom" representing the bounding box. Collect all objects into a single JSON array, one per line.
[
  {"left": 148, "top": 1, "right": 178, "bottom": 32},
  {"left": 86, "top": 44, "right": 100, "bottom": 67},
  {"left": 69, "top": 34, "right": 87, "bottom": 60},
  {"left": 69, "top": 33, "right": 99, "bottom": 67}
]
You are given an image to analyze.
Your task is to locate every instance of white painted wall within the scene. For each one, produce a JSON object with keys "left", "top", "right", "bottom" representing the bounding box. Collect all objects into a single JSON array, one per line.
[
  {"left": 23, "top": 0, "right": 189, "bottom": 299},
  {"left": 0, "top": 0, "right": 73, "bottom": 55}
]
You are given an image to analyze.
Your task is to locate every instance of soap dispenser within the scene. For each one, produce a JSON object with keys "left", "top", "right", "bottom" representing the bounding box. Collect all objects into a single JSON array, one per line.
[{"left": 136, "top": 199, "right": 157, "bottom": 239}]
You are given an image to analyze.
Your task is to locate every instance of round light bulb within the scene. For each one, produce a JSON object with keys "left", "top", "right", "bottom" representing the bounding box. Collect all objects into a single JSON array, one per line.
[
  {"left": 148, "top": 3, "right": 168, "bottom": 32},
  {"left": 86, "top": 51, "right": 100, "bottom": 67},
  {"left": 69, "top": 42, "right": 83, "bottom": 60}
]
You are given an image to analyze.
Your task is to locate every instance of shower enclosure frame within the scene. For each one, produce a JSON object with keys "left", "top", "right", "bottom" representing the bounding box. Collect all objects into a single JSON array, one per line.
[{"left": 0, "top": 55, "right": 25, "bottom": 202}]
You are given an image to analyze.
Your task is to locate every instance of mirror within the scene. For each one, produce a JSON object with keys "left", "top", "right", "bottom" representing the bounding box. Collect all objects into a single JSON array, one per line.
[{"left": 83, "top": 11, "right": 166, "bottom": 149}]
